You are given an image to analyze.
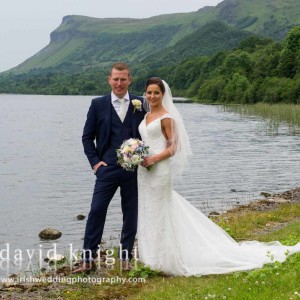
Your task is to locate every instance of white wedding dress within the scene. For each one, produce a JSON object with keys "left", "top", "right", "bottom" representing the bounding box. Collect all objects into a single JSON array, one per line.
[{"left": 137, "top": 114, "right": 300, "bottom": 276}]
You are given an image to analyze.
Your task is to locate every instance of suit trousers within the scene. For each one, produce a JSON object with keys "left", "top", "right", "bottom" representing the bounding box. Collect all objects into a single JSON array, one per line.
[{"left": 83, "top": 165, "right": 138, "bottom": 261}]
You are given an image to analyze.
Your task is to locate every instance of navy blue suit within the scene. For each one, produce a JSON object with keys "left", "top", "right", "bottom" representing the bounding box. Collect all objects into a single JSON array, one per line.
[{"left": 82, "top": 93, "right": 145, "bottom": 260}]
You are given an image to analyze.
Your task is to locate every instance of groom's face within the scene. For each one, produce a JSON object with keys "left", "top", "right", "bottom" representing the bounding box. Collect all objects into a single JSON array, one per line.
[{"left": 108, "top": 68, "right": 132, "bottom": 98}]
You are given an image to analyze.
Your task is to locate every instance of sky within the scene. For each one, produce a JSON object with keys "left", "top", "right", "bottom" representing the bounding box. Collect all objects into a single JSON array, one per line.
[{"left": 0, "top": 0, "right": 223, "bottom": 73}]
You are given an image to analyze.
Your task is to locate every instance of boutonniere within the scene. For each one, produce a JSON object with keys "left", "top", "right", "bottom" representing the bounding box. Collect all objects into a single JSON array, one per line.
[{"left": 132, "top": 99, "right": 142, "bottom": 113}]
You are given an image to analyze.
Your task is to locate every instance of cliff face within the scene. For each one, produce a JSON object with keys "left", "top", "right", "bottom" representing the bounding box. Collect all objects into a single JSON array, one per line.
[
  {"left": 50, "top": 15, "right": 100, "bottom": 42},
  {"left": 50, "top": 29, "right": 84, "bottom": 43},
  {"left": 7, "top": 0, "right": 300, "bottom": 74}
]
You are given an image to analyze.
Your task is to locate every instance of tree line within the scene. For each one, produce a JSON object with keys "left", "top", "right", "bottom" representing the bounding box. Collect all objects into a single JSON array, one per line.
[{"left": 147, "top": 26, "right": 300, "bottom": 104}]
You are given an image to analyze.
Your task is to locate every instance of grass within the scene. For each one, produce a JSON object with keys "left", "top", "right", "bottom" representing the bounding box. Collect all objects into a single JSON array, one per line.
[
  {"left": 126, "top": 203, "right": 300, "bottom": 300},
  {"left": 222, "top": 103, "right": 300, "bottom": 134},
  {"left": 15, "top": 38, "right": 86, "bottom": 72},
  {"left": 128, "top": 253, "right": 300, "bottom": 299},
  {"left": 60, "top": 203, "right": 300, "bottom": 300},
  {"left": 215, "top": 202, "right": 300, "bottom": 241},
  {"left": 3, "top": 202, "right": 300, "bottom": 299}
]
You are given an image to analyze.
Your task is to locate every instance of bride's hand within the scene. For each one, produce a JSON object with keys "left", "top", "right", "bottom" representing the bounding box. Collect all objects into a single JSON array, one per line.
[{"left": 141, "top": 156, "right": 156, "bottom": 168}]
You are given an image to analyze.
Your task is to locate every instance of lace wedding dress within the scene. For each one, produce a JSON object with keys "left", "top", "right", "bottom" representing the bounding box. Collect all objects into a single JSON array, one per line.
[{"left": 137, "top": 114, "right": 300, "bottom": 276}]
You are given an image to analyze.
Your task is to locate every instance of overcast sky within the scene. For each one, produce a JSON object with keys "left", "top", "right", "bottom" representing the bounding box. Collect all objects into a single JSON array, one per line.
[{"left": 0, "top": 0, "right": 222, "bottom": 72}]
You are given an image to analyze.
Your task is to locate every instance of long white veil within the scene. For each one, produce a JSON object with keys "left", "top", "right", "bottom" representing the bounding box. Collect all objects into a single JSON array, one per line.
[
  {"left": 161, "top": 80, "right": 192, "bottom": 176},
  {"left": 143, "top": 79, "right": 192, "bottom": 175}
]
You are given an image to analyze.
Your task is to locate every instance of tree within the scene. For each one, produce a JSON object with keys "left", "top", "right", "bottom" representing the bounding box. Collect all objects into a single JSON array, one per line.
[
  {"left": 197, "top": 76, "right": 227, "bottom": 103},
  {"left": 224, "top": 73, "right": 250, "bottom": 103},
  {"left": 278, "top": 26, "right": 300, "bottom": 78}
]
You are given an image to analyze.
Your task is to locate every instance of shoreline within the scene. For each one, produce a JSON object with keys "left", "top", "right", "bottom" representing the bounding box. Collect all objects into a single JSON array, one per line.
[
  {"left": 224, "top": 187, "right": 300, "bottom": 214},
  {"left": 1, "top": 187, "right": 299, "bottom": 299}
]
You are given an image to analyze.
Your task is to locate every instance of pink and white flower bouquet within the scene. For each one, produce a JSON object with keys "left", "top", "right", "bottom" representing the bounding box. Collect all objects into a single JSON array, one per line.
[{"left": 116, "top": 138, "right": 149, "bottom": 171}]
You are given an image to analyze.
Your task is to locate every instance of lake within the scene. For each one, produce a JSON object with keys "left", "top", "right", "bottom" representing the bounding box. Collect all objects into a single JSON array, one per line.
[{"left": 0, "top": 94, "right": 299, "bottom": 276}]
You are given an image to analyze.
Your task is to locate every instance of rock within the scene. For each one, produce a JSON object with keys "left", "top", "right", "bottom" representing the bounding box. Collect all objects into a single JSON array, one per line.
[
  {"left": 76, "top": 214, "right": 85, "bottom": 220},
  {"left": 266, "top": 197, "right": 291, "bottom": 204},
  {"left": 39, "top": 228, "right": 62, "bottom": 240},
  {"left": 48, "top": 254, "right": 65, "bottom": 264},
  {"left": 261, "top": 192, "right": 271, "bottom": 198},
  {"left": 249, "top": 200, "right": 277, "bottom": 211},
  {"left": 209, "top": 211, "right": 220, "bottom": 216},
  {"left": 49, "top": 254, "right": 65, "bottom": 261},
  {"left": 272, "top": 188, "right": 300, "bottom": 202}
]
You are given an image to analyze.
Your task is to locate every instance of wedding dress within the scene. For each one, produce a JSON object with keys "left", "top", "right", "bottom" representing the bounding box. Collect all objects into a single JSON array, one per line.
[{"left": 137, "top": 113, "right": 300, "bottom": 276}]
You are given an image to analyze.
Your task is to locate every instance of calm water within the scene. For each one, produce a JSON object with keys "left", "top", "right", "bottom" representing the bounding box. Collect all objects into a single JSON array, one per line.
[{"left": 0, "top": 95, "right": 299, "bottom": 275}]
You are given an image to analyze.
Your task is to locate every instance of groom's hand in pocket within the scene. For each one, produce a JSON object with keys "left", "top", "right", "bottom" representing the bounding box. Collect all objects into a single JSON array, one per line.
[{"left": 93, "top": 161, "right": 107, "bottom": 174}]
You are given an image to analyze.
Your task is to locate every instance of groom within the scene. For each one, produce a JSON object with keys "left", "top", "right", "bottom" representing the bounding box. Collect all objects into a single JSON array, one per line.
[{"left": 74, "top": 62, "right": 145, "bottom": 272}]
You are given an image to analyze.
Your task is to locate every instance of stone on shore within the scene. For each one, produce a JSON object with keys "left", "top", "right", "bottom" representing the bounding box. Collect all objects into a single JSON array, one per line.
[
  {"left": 209, "top": 211, "right": 220, "bottom": 217},
  {"left": 77, "top": 214, "right": 86, "bottom": 220},
  {"left": 273, "top": 188, "right": 300, "bottom": 202},
  {"left": 39, "top": 228, "right": 62, "bottom": 240},
  {"left": 266, "top": 197, "right": 291, "bottom": 204},
  {"left": 48, "top": 254, "right": 66, "bottom": 266},
  {"left": 260, "top": 192, "right": 271, "bottom": 198}
]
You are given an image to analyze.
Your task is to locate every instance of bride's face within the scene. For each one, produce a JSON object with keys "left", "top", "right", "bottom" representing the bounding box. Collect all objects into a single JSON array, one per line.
[{"left": 146, "top": 84, "right": 164, "bottom": 108}]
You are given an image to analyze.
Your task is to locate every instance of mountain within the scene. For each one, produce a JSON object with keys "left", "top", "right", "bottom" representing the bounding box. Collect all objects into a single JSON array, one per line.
[
  {"left": 6, "top": 0, "right": 299, "bottom": 75},
  {"left": 138, "top": 21, "right": 253, "bottom": 69},
  {"left": 0, "top": 0, "right": 299, "bottom": 96},
  {"left": 12, "top": 14, "right": 207, "bottom": 73}
]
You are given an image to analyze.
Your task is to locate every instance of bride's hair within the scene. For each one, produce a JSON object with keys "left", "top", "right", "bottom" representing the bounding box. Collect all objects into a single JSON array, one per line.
[{"left": 145, "top": 77, "right": 165, "bottom": 94}]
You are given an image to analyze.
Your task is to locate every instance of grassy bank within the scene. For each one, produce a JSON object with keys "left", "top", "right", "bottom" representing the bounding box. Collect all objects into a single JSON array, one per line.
[
  {"left": 1, "top": 196, "right": 300, "bottom": 299},
  {"left": 222, "top": 103, "right": 300, "bottom": 132},
  {"left": 129, "top": 201, "right": 300, "bottom": 300}
]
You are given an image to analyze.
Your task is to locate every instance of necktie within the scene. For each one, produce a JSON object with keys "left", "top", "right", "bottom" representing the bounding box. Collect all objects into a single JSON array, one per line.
[{"left": 118, "top": 98, "right": 126, "bottom": 122}]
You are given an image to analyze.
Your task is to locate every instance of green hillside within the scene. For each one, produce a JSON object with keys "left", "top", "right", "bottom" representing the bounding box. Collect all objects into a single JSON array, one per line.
[
  {"left": 213, "top": 0, "right": 300, "bottom": 38},
  {"left": 6, "top": 0, "right": 300, "bottom": 74},
  {"left": 138, "top": 21, "right": 253, "bottom": 69},
  {"left": 12, "top": 13, "right": 208, "bottom": 73}
]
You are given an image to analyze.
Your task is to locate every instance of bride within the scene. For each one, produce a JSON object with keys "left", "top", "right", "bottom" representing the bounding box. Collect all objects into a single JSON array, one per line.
[{"left": 137, "top": 77, "right": 300, "bottom": 276}]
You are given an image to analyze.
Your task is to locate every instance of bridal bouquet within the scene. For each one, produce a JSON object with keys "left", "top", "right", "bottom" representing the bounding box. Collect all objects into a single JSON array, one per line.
[{"left": 116, "top": 138, "right": 149, "bottom": 171}]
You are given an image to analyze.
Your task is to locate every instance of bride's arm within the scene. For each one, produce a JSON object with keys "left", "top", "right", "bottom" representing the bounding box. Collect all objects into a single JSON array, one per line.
[{"left": 141, "top": 118, "right": 176, "bottom": 168}]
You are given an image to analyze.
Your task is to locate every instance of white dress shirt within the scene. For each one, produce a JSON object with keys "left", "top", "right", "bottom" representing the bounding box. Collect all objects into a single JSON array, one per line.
[{"left": 111, "top": 92, "right": 130, "bottom": 118}]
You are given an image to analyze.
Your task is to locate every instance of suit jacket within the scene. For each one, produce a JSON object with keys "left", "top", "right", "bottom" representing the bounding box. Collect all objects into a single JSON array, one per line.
[{"left": 82, "top": 93, "right": 145, "bottom": 169}]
